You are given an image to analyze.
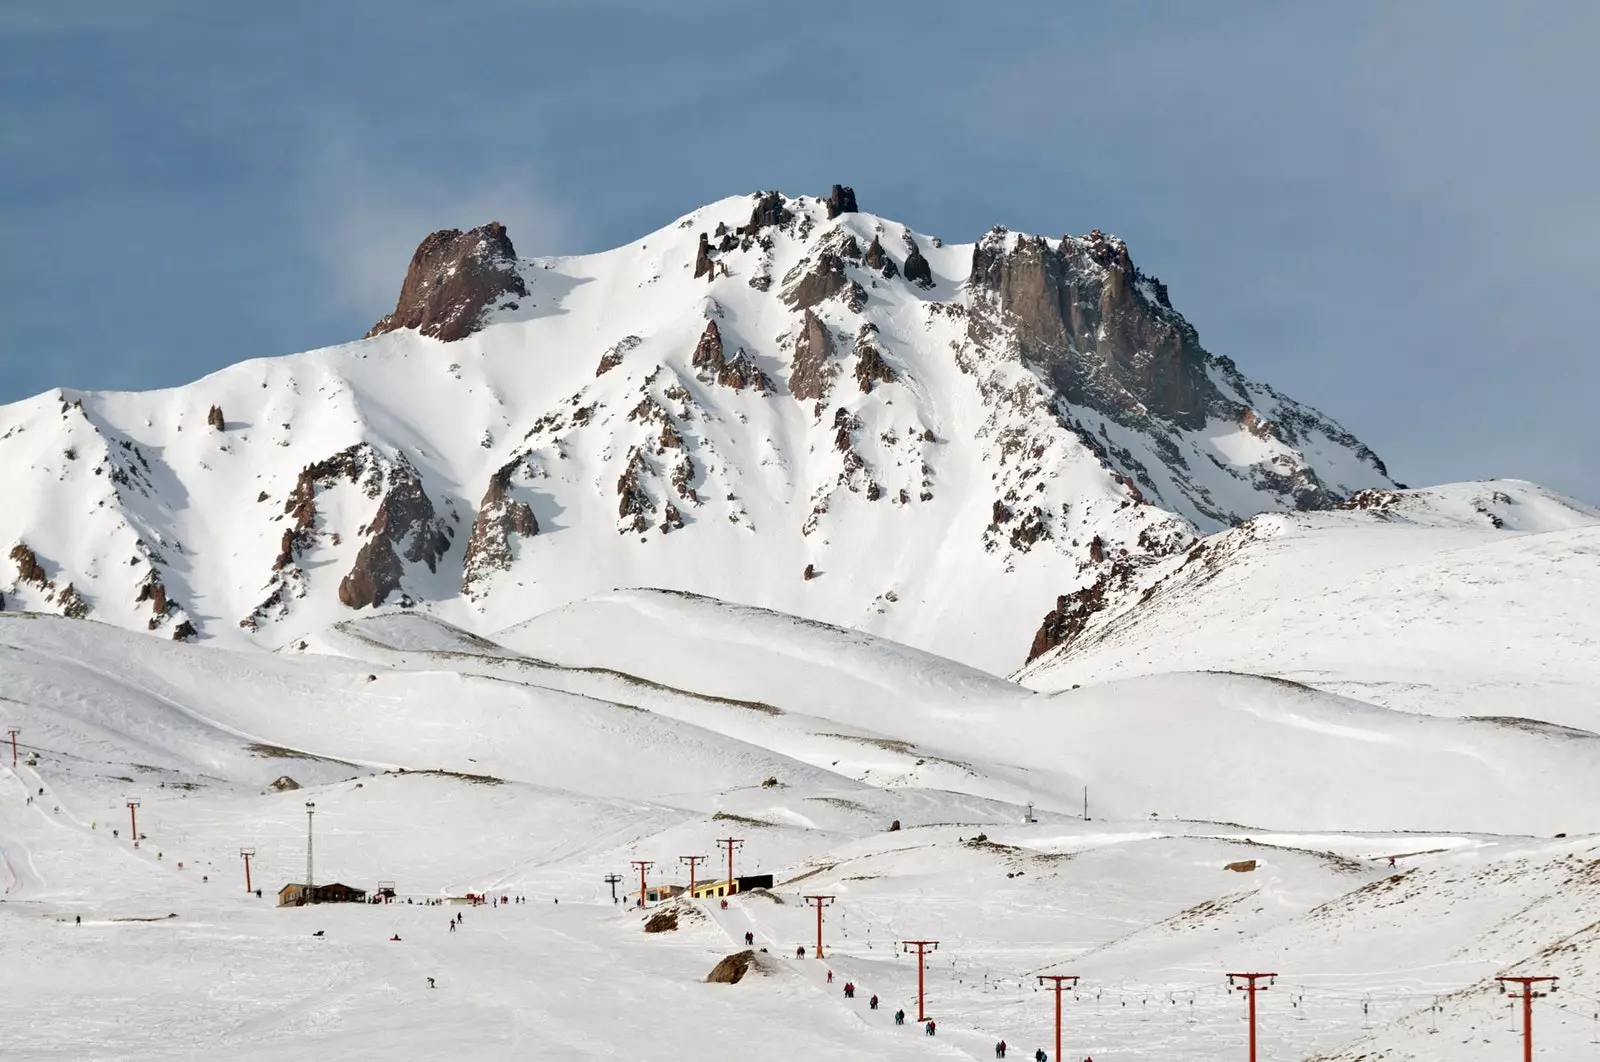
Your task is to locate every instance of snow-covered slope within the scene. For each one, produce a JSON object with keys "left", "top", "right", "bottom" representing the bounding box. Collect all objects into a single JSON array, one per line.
[
  {"left": 1018, "top": 480, "right": 1600, "bottom": 729},
  {"left": 0, "top": 188, "right": 1392, "bottom": 673},
  {"left": 8, "top": 603, "right": 1600, "bottom": 1061}
]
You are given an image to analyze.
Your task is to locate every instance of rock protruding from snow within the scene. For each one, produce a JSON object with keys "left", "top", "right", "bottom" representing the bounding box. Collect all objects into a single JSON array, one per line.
[
  {"left": 206, "top": 405, "right": 224, "bottom": 431},
  {"left": 863, "top": 234, "right": 897, "bottom": 278},
  {"left": 824, "top": 184, "right": 858, "bottom": 219},
  {"left": 969, "top": 228, "right": 1210, "bottom": 430},
  {"left": 462, "top": 455, "right": 540, "bottom": 597},
  {"left": 852, "top": 325, "right": 895, "bottom": 393},
  {"left": 789, "top": 310, "right": 837, "bottom": 402},
  {"left": 8, "top": 542, "right": 91, "bottom": 619},
  {"left": 738, "top": 191, "right": 793, "bottom": 236},
  {"left": 338, "top": 452, "right": 450, "bottom": 609},
  {"left": 693, "top": 322, "right": 773, "bottom": 394},
  {"left": 366, "top": 222, "right": 527, "bottom": 342},
  {"left": 902, "top": 236, "right": 933, "bottom": 288}
]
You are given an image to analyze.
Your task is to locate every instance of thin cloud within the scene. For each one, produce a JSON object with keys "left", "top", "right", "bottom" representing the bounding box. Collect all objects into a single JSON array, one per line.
[{"left": 301, "top": 134, "right": 575, "bottom": 318}]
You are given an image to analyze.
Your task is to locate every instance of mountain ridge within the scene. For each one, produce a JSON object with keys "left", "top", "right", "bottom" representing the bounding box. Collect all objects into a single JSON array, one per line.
[{"left": 0, "top": 186, "right": 1397, "bottom": 670}]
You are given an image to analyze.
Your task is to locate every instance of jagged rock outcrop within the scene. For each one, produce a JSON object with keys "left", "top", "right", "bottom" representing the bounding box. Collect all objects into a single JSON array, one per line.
[
  {"left": 739, "top": 191, "right": 792, "bottom": 236},
  {"left": 969, "top": 229, "right": 1212, "bottom": 430},
  {"left": 902, "top": 238, "right": 933, "bottom": 288},
  {"left": 616, "top": 448, "right": 654, "bottom": 534},
  {"left": 10, "top": 543, "right": 46, "bottom": 585},
  {"left": 789, "top": 311, "right": 837, "bottom": 402},
  {"left": 784, "top": 253, "right": 862, "bottom": 312},
  {"left": 462, "top": 455, "right": 540, "bottom": 596},
  {"left": 692, "top": 321, "right": 773, "bottom": 393},
  {"left": 171, "top": 619, "right": 197, "bottom": 641},
  {"left": 853, "top": 326, "right": 895, "bottom": 393},
  {"left": 863, "top": 235, "right": 897, "bottom": 278},
  {"left": 1026, "top": 557, "right": 1138, "bottom": 662},
  {"left": 206, "top": 405, "right": 224, "bottom": 430},
  {"left": 366, "top": 222, "right": 527, "bottom": 342},
  {"left": 694, "top": 233, "right": 714, "bottom": 279},
  {"left": 8, "top": 542, "right": 92, "bottom": 619},
  {"left": 825, "top": 184, "right": 858, "bottom": 219},
  {"left": 335, "top": 452, "right": 450, "bottom": 609},
  {"left": 337, "top": 536, "right": 406, "bottom": 609},
  {"left": 691, "top": 321, "right": 726, "bottom": 374}
]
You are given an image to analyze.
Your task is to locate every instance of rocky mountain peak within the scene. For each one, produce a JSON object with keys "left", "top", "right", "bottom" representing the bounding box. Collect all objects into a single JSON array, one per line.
[
  {"left": 968, "top": 227, "right": 1212, "bottom": 432},
  {"left": 366, "top": 221, "right": 527, "bottom": 342}
]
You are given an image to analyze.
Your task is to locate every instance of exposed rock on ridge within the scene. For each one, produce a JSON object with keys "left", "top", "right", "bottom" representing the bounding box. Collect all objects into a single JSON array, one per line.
[{"left": 366, "top": 222, "right": 527, "bottom": 342}]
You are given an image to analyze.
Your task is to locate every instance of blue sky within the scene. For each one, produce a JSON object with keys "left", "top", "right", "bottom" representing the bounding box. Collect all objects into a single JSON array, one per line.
[{"left": 3, "top": 1, "right": 1597, "bottom": 500}]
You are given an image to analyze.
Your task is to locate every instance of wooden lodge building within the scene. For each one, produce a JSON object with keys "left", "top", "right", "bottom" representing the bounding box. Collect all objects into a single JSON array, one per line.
[{"left": 278, "top": 882, "right": 368, "bottom": 907}]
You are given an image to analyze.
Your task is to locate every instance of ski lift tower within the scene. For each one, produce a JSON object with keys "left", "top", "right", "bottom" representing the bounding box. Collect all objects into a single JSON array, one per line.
[{"left": 1024, "top": 801, "right": 1036, "bottom": 824}]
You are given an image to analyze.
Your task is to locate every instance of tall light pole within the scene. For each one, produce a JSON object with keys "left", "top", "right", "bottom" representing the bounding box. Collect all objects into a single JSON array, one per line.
[
  {"left": 804, "top": 895, "right": 835, "bottom": 958},
  {"left": 604, "top": 873, "right": 623, "bottom": 903},
  {"left": 126, "top": 799, "right": 140, "bottom": 842},
  {"left": 1038, "top": 974, "right": 1080, "bottom": 1062},
  {"left": 240, "top": 847, "right": 256, "bottom": 893},
  {"left": 7, "top": 727, "right": 18, "bottom": 767},
  {"left": 304, "top": 801, "right": 315, "bottom": 898},
  {"left": 1497, "top": 975, "right": 1558, "bottom": 1062}
]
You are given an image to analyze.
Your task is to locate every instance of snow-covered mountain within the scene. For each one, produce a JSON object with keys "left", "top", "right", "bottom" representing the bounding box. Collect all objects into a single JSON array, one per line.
[
  {"left": 0, "top": 187, "right": 1393, "bottom": 673},
  {"left": 1018, "top": 479, "right": 1600, "bottom": 721}
]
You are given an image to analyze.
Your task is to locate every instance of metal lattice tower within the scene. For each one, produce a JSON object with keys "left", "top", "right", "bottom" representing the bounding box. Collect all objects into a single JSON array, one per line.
[{"left": 305, "top": 801, "right": 316, "bottom": 894}]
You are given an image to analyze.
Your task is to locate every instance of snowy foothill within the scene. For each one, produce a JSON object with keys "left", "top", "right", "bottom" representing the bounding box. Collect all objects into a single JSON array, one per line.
[{"left": 5, "top": 589, "right": 1600, "bottom": 1060}]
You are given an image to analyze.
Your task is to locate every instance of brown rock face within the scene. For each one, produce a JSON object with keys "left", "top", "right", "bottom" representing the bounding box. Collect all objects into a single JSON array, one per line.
[
  {"left": 738, "top": 191, "right": 793, "bottom": 235},
  {"left": 336, "top": 451, "right": 450, "bottom": 610},
  {"left": 206, "top": 405, "right": 225, "bottom": 430},
  {"left": 863, "top": 235, "right": 897, "bottom": 278},
  {"left": 969, "top": 229, "right": 1213, "bottom": 430},
  {"left": 784, "top": 253, "right": 855, "bottom": 312},
  {"left": 1026, "top": 558, "right": 1137, "bottom": 662},
  {"left": 366, "top": 222, "right": 527, "bottom": 342},
  {"left": 902, "top": 239, "right": 933, "bottom": 288},
  {"left": 824, "top": 184, "right": 858, "bottom": 219},
  {"left": 171, "top": 619, "right": 197, "bottom": 641},
  {"left": 691, "top": 320, "right": 773, "bottom": 393},
  {"left": 10, "top": 543, "right": 46, "bottom": 585},
  {"left": 789, "top": 311, "right": 837, "bottom": 402},
  {"left": 462, "top": 455, "right": 540, "bottom": 595},
  {"left": 694, "top": 232, "right": 714, "bottom": 280},
  {"left": 337, "top": 536, "right": 406, "bottom": 609},
  {"left": 853, "top": 327, "right": 895, "bottom": 393}
]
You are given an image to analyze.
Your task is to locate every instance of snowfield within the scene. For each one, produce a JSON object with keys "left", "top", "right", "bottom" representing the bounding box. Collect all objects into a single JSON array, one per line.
[{"left": 5, "top": 584, "right": 1600, "bottom": 1061}]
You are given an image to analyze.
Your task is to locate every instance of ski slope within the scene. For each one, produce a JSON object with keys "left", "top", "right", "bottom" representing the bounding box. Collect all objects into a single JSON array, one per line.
[{"left": 3, "top": 546, "right": 1600, "bottom": 1061}]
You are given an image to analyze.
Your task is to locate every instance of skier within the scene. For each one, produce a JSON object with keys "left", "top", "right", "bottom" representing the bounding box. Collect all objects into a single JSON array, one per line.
[
  {"left": 449, "top": 920, "right": 456, "bottom": 932},
  {"left": 75, "top": 915, "right": 81, "bottom": 926},
  {"left": 1034, "top": 1050, "right": 1046, "bottom": 1062},
  {"left": 826, "top": 970, "right": 833, "bottom": 984},
  {"left": 894, "top": 1009, "right": 905, "bottom": 1026},
  {"left": 994, "top": 1040, "right": 1006, "bottom": 1058},
  {"left": 390, "top": 934, "right": 402, "bottom": 941},
  {"left": 427, "top": 977, "right": 436, "bottom": 989},
  {"left": 1388, "top": 856, "right": 1397, "bottom": 868},
  {"left": 926, "top": 1019, "right": 936, "bottom": 1036},
  {"left": 744, "top": 931, "right": 754, "bottom": 946},
  {"left": 844, "top": 982, "right": 854, "bottom": 999},
  {"left": 870, "top": 995, "right": 879, "bottom": 1010},
  {"left": 796, "top": 945, "right": 806, "bottom": 959}
]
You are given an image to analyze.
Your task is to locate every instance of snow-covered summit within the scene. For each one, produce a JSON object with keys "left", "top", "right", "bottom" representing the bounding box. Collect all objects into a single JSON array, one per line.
[{"left": 0, "top": 187, "right": 1393, "bottom": 671}]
